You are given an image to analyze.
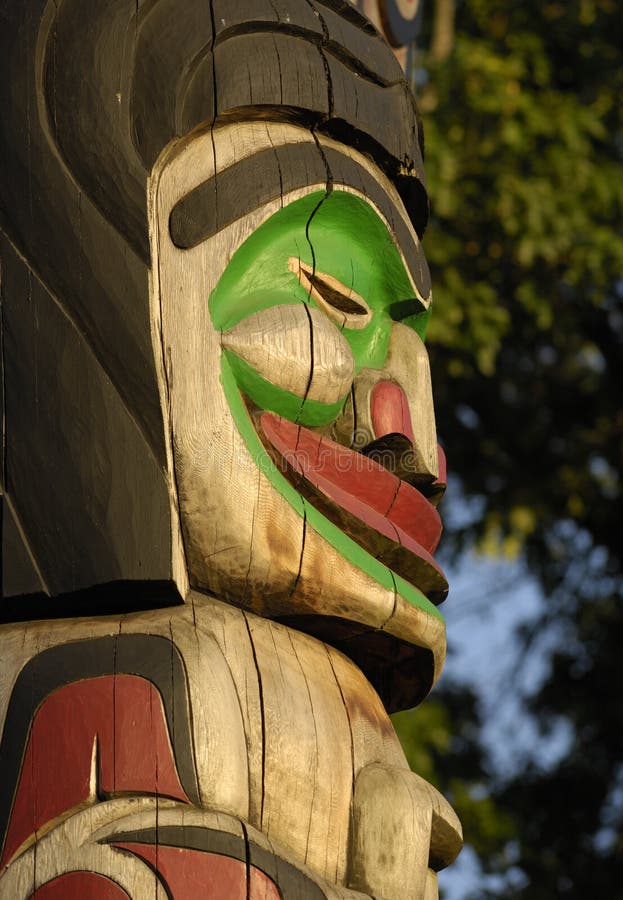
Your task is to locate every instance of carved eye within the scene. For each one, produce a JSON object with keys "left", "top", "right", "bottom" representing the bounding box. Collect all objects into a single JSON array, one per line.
[
  {"left": 289, "top": 258, "right": 373, "bottom": 330},
  {"left": 388, "top": 298, "right": 427, "bottom": 323}
]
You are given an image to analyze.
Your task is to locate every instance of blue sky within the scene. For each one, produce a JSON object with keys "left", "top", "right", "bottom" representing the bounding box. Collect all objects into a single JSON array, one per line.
[{"left": 434, "top": 500, "right": 574, "bottom": 897}]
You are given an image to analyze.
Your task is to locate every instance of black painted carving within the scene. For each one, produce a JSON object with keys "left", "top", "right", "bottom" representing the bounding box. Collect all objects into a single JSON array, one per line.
[
  {"left": 104, "top": 825, "right": 327, "bottom": 899},
  {"left": 170, "top": 143, "right": 429, "bottom": 300}
]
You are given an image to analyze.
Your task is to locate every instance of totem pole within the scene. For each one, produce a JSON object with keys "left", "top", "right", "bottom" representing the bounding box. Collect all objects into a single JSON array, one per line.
[{"left": 0, "top": 1, "right": 461, "bottom": 897}]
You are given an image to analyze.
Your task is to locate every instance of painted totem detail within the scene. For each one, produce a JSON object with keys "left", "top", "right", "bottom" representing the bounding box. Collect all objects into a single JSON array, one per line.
[{"left": 0, "top": 1, "right": 461, "bottom": 897}]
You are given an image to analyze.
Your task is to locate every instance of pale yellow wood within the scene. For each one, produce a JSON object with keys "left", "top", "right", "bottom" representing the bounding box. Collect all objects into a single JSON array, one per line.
[
  {"left": 348, "top": 764, "right": 461, "bottom": 899},
  {"left": 424, "top": 868, "right": 440, "bottom": 900},
  {"left": 325, "top": 642, "right": 409, "bottom": 774},
  {"left": 245, "top": 616, "right": 353, "bottom": 884},
  {"left": 286, "top": 519, "right": 397, "bottom": 624},
  {"left": 383, "top": 323, "right": 439, "bottom": 480},
  {"left": 222, "top": 302, "right": 354, "bottom": 404},
  {"left": 156, "top": 607, "right": 252, "bottom": 819},
  {"left": 349, "top": 764, "right": 432, "bottom": 899},
  {"left": 186, "top": 592, "right": 266, "bottom": 824},
  {"left": 88, "top": 802, "right": 247, "bottom": 841},
  {"left": 0, "top": 595, "right": 460, "bottom": 897}
]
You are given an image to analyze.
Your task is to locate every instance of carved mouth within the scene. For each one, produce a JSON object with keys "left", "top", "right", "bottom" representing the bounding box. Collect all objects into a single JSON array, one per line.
[{"left": 259, "top": 412, "right": 448, "bottom": 605}]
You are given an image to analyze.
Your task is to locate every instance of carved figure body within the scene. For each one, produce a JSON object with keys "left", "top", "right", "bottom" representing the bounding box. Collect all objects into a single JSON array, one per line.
[
  {"left": 0, "top": 1, "right": 461, "bottom": 897},
  {"left": 0, "top": 597, "right": 460, "bottom": 898}
]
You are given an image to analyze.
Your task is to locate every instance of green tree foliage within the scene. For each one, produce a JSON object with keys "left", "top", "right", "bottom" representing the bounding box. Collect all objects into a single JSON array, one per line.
[{"left": 394, "top": 0, "right": 623, "bottom": 895}]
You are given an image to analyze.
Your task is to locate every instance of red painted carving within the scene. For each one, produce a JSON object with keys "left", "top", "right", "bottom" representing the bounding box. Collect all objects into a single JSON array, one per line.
[
  {"left": 115, "top": 844, "right": 280, "bottom": 899},
  {"left": 437, "top": 444, "right": 447, "bottom": 487},
  {"left": 370, "top": 380, "right": 415, "bottom": 445},
  {"left": 30, "top": 871, "right": 130, "bottom": 899},
  {"left": 261, "top": 412, "right": 442, "bottom": 554},
  {"left": 387, "top": 481, "right": 442, "bottom": 553},
  {"left": 3, "top": 675, "right": 189, "bottom": 867}
]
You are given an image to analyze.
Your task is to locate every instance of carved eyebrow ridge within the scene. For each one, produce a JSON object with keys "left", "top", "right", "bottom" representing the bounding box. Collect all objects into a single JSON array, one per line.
[{"left": 168, "top": 144, "right": 430, "bottom": 302}]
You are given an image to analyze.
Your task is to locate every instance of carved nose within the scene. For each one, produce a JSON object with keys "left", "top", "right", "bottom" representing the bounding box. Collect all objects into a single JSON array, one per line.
[
  {"left": 363, "top": 382, "right": 446, "bottom": 502},
  {"left": 331, "top": 323, "right": 446, "bottom": 499},
  {"left": 361, "top": 380, "right": 422, "bottom": 483},
  {"left": 370, "top": 380, "right": 415, "bottom": 445}
]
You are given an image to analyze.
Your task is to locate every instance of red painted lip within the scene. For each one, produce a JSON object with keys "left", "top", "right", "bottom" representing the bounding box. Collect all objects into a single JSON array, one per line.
[{"left": 260, "top": 412, "right": 448, "bottom": 604}]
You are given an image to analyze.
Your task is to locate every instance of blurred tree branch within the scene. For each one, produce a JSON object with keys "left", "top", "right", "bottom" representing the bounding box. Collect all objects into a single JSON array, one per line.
[{"left": 419, "top": 0, "right": 455, "bottom": 112}]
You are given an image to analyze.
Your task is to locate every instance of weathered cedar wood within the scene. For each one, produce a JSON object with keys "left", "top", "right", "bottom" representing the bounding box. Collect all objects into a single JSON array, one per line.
[{"left": 0, "top": 2, "right": 462, "bottom": 898}]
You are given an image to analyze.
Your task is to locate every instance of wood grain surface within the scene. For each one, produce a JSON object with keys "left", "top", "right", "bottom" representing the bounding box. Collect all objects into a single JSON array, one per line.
[
  {"left": 1, "top": 3, "right": 461, "bottom": 897},
  {"left": 0, "top": 597, "right": 461, "bottom": 897}
]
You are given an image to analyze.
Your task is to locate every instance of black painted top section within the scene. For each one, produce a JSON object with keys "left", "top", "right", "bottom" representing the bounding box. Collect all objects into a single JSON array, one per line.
[
  {"left": 1, "top": 239, "right": 173, "bottom": 604},
  {"left": 2, "top": 0, "right": 424, "bottom": 267},
  {"left": 0, "top": 582, "right": 183, "bottom": 625}
]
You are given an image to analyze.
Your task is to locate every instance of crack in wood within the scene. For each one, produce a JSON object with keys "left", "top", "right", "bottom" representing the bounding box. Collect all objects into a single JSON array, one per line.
[
  {"left": 213, "top": 21, "right": 404, "bottom": 90},
  {"left": 295, "top": 130, "right": 334, "bottom": 424},
  {"left": 286, "top": 630, "right": 319, "bottom": 867},
  {"left": 289, "top": 506, "right": 307, "bottom": 604},
  {"left": 240, "top": 818, "right": 252, "bottom": 900},
  {"left": 242, "top": 473, "right": 262, "bottom": 604},
  {"left": 242, "top": 612, "right": 266, "bottom": 828},
  {"left": 381, "top": 570, "right": 400, "bottom": 633},
  {"left": 324, "top": 644, "right": 356, "bottom": 809},
  {"left": 304, "top": 1, "right": 334, "bottom": 119}
]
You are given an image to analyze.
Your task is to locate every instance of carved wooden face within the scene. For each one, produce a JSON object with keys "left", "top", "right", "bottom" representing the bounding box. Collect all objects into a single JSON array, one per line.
[{"left": 150, "top": 121, "right": 446, "bottom": 694}]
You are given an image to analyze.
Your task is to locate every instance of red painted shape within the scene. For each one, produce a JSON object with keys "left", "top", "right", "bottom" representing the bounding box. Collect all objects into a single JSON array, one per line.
[
  {"left": 370, "top": 380, "right": 415, "bottom": 445},
  {"left": 249, "top": 866, "right": 283, "bottom": 900},
  {"left": 261, "top": 413, "right": 442, "bottom": 554},
  {"left": 436, "top": 444, "right": 447, "bottom": 486},
  {"left": 30, "top": 871, "right": 130, "bottom": 899},
  {"left": 388, "top": 481, "right": 442, "bottom": 553},
  {"left": 115, "top": 844, "right": 280, "bottom": 900},
  {"left": 3, "top": 675, "right": 189, "bottom": 867}
]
